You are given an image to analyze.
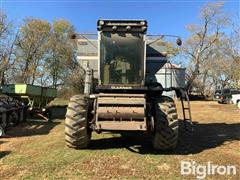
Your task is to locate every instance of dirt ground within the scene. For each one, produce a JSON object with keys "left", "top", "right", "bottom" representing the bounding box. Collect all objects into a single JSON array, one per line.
[{"left": 0, "top": 101, "right": 240, "bottom": 179}]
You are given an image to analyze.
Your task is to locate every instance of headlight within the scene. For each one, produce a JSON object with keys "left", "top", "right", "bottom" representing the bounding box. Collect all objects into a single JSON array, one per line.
[{"left": 99, "top": 20, "right": 104, "bottom": 25}]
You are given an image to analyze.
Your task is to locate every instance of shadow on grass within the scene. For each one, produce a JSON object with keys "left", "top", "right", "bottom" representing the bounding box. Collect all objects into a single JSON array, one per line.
[
  {"left": 5, "top": 119, "right": 60, "bottom": 137},
  {"left": 0, "top": 140, "right": 7, "bottom": 145},
  {"left": 0, "top": 151, "right": 11, "bottom": 159},
  {"left": 0, "top": 120, "right": 60, "bottom": 159},
  {"left": 48, "top": 106, "right": 67, "bottom": 119},
  {"left": 88, "top": 120, "right": 240, "bottom": 155}
]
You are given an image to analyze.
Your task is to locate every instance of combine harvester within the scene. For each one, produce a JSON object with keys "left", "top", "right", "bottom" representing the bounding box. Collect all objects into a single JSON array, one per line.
[
  {"left": 65, "top": 19, "right": 193, "bottom": 150},
  {"left": 0, "top": 84, "right": 57, "bottom": 136}
]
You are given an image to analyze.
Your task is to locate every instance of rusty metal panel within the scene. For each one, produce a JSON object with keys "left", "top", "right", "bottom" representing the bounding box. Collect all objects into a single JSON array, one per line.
[
  {"left": 98, "top": 106, "right": 144, "bottom": 120},
  {"left": 99, "top": 93, "right": 145, "bottom": 97},
  {"left": 98, "top": 97, "right": 145, "bottom": 105},
  {"left": 95, "top": 93, "right": 147, "bottom": 131},
  {"left": 95, "top": 121, "right": 147, "bottom": 131}
]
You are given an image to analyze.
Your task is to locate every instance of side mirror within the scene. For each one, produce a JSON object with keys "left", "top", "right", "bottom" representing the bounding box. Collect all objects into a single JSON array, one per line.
[{"left": 176, "top": 38, "right": 182, "bottom": 46}]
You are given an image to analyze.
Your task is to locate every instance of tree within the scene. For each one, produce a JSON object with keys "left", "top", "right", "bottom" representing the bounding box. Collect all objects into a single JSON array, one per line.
[
  {"left": 225, "top": 27, "right": 240, "bottom": 88},
  {"left": 15, "top": 18, "right": 51, "bottom": 84},
  {"left": 0, "top": 11, "right": 17, "bottom": 85},
  {"left": 182, "top": 2, "right": 229, "bottom": 93},
  {"left": 205, "top": 23, "right": 240, "bottom": 90},
  {"left": 46, "top": 19, "right": 76, "bottom": 88}
]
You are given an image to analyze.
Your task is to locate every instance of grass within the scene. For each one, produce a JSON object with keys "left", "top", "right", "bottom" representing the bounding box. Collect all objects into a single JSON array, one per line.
[
  {"left": 1, "top": 101, "right": 240, "bottom": 179},
  {"left": 1, "top": 127, "right": 175, "bottom": 179}
]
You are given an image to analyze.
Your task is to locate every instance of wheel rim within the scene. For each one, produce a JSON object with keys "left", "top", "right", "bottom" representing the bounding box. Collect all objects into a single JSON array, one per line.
[{"left": 9, "top": 112, "right": 18, "bottom": 126}]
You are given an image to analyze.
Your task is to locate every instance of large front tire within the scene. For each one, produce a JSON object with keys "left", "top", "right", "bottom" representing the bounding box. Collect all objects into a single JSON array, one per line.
[
  {"left": 65, "top": 95, "right": 91, "bottom": 149},
  {"left": 152, "top": 96, "right": 179, "bottom": 150}
]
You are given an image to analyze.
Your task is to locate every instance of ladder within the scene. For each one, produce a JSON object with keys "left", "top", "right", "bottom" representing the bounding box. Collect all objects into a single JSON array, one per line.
[{"left": 179, "top": 89, "right": 193, "bottom": 132}]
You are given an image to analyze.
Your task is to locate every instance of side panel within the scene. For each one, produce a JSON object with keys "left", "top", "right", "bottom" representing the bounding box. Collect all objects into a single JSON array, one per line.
[
  {"left": 77, "top": 35, "right": 98, "bottom": 78},
  {"left": 2, "top": 84, "right": 57, "bottom": 98}
]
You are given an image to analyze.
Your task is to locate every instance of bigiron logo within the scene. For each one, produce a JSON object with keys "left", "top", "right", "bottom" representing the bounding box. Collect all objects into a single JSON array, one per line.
[{"left": 180, "top": 160, "right": 237, "bottom": 179}]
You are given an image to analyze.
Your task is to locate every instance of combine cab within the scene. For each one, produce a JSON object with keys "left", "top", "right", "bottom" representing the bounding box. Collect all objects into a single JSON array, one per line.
[{"left": 65, "top": 20, "right": 192, "bottom": 150}]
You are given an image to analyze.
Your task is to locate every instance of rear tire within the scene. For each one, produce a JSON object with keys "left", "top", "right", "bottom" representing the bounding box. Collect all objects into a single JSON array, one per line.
[
  {"left": 65, "top": 95, "right": 91, "bottom": 149},
  {"left": 152, "top": 96, "right": 179, "bottom": 150}
]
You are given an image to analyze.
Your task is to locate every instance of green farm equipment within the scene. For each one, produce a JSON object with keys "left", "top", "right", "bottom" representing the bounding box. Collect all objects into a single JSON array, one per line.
[
  {"left": 3, "top": 84, "right": 56, "bottom": 108},
  {"left": 0, "top": 84, "right": 57, "bottom": 136}
]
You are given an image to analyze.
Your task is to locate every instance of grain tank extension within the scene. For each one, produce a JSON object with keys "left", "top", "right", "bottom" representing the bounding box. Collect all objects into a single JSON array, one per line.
[{"left": 65, "top": 20, "right": 192, "bottom": 150}]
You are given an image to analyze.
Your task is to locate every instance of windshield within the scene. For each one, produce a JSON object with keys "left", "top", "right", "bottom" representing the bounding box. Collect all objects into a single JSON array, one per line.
[{"left": 100, "top": 32, "right": 144, "bottom": 85}]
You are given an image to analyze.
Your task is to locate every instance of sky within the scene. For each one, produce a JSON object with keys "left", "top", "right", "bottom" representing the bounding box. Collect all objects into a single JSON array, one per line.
[{"left": 1, "top": 0, "right": 240, "bottom": 40}]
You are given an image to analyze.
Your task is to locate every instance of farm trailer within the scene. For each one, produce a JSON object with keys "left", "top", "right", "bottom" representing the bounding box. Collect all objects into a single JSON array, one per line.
[{"left": 0, "top": 84, "right": 57, "bottom": 136}]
